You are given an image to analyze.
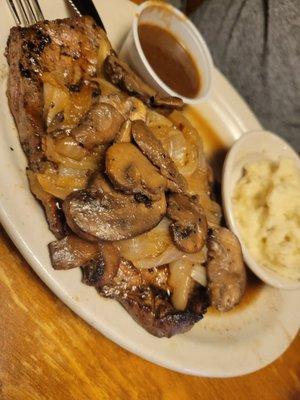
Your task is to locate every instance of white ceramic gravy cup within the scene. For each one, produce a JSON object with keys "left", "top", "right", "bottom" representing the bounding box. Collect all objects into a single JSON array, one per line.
[{"left": 119, "top": 0, "right": 213, "bottom": 104}]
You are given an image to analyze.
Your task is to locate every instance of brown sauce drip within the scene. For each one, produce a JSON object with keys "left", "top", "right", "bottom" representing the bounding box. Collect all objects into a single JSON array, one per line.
[{"left": 138, "top": 23, "right": 200, "bottom": 98}]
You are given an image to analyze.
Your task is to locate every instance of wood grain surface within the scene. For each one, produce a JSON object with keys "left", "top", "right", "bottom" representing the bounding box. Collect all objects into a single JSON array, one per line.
[{"left": 0, "top": 1, "right": 299, "bottom": 399}]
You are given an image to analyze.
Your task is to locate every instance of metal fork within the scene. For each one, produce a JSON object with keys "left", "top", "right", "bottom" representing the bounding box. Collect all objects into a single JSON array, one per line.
[{"left": 6, "top": 0, "right": 44, "bottom": 26}]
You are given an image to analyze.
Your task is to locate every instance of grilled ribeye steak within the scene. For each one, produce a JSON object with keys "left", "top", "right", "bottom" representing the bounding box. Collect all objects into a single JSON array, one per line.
[
  {"left": 6, "top": 16, "right": 107, "bottom": 238},
  {"left": 6, "top": 16, "right": 104, "bottom": 170}
]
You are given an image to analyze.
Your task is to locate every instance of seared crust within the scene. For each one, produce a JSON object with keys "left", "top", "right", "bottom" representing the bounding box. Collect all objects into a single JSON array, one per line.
[
  {"left": 6, "top": 25, "right": 45, "bottom": 171},
  {"left": 99, "top": 259, "right": 209, "bottom": 337},
  {"left": 119, "top": 285, "right": 208, "bottom": 338}
]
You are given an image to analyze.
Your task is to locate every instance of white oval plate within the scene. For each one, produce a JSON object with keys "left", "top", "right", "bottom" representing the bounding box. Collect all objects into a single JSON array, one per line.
[{"left": 0, "top": 0, "right": 299, "bottom": 377}]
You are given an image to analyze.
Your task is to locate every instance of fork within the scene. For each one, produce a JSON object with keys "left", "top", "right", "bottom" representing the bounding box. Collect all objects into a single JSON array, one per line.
[{"left": 6, "top": 0, "right": 44, "bottom": 26}]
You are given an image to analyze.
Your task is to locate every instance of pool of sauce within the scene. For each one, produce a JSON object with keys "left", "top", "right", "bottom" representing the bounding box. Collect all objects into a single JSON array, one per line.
[{"left": 138, "top": 23, "right": 200, "bottom": 98}]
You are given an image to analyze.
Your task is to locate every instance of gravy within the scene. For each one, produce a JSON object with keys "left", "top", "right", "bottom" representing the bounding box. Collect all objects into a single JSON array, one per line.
[{"left": 138, "top": 23, "right": 200, "bottom": 98}]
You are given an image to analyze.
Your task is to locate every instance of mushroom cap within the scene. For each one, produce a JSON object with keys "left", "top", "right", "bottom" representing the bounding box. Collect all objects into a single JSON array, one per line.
[
  {"left": 49, "top": 234, "right": 98, "bottom": 270},
  {"left": 167, "top": 193, "right": 208, "bottom": 253},
  {"left": 106, "top": 142, "right": 166, "bottom": 200},
  {"left": 71, "top": 101, "right": 125, "bottom": 149},
  {"left": 104, "top": 55, "right": 156, "bottom": 104},
  {"left": 81, "top": 242, "right": 120, "bottom": 287},
  {"left": 63, "top": 188, "right": 166, "bottom": 241},
  {"left": 104, "top": 55, "right": 183, "bottom": 111},
  {"left": 131, "top": 120, "right": 187, "bottom": 193},
  {"left": 152, "top": 95, "right": 183, "bottom": 110},
  {"left": 206, "top": 227, "right": 246, "bottom": 312}
]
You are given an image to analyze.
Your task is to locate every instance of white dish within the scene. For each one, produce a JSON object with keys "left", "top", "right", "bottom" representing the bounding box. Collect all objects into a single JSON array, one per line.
[
  {"left": 119, "top": 1, "right": 213, "bottom": 104},
  {"left": 222, "top": 130, "right": 300, "bottom": 290},
  {"left": 0, "top": 0, "right": 299, "bottom": 377}
]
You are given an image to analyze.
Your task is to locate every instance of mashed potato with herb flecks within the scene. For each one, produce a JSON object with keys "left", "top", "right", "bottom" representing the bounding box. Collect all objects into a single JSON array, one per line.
[{"left": 233, "top": 158, "right": 300, "bottom": 280}]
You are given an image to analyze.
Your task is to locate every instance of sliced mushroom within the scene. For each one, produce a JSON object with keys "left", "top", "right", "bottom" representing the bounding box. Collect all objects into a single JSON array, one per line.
[
  {"left": 206, "top": 227, "right": 246, "bottom": 312},
  {"left": 152, "top": 95, "right": 184, "bottom": 110},
  {"left": 114, "top": 120, "right": 132, "bottom": 143},
  {"left": 49, "top": 234, "right": 98, "bottom": 270},
  {"left": 131, "top": 120, "right": 187, "bottom": 193},
  {"left": 106, "top": 142, "right": 166, "bottom": 200},
  {"left": 104, "top": 55, "right": 183, "bottom": 110},
  {"left": 82, "top": 242, "right": 120, "bottom": 287},
  {"left": 70, "top": 101, "right": 125, "bottom": 149},
  {"left": 167, "top": 193, "right": 208, "bottom": 253},
  {"left": 104, "top": 55, "right": 155, "bottom": 102},
  {"left": 88, "top": 171, "right": 114, "bottom": 193},
  {"left": 63, "top": 188, "right": 166, "bottom": 241}
]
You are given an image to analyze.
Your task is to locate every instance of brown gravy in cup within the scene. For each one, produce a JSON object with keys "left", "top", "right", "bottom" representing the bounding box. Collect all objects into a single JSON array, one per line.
[{"left": 138, "top": 23, "right": 200, "bottom": 98}]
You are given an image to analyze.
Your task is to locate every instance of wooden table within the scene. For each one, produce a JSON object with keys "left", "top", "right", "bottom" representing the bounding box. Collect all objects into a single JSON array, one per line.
[{"left": 1, "top": 1, "right": 299, "bottom": 399}]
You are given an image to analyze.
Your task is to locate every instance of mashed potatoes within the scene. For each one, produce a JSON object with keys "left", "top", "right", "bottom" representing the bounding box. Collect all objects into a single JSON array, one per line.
[{"left": 233, "top": 158, "right": 300, "bottom": 280}]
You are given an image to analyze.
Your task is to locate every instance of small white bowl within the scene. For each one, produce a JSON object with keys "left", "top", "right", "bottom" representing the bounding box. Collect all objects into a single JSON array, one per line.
[
  {"left": 119, "top": 0, "right": 213, "bottom": 104},
  {"left": 222, "top": 130, "right": 300, "bottom": 290}
]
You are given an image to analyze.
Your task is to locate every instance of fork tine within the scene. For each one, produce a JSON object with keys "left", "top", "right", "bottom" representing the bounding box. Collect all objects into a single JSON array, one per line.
[
  {"left": 6, "top": 0, "right": 22, "bottom": 25},
  {"left": 15, "top": 0, "right": 31, "bottom": 25},
  {"left": 31, "top": 0, "right": 44, "bottom": 21},
  {"left": 24, "top": 0, "right": 38, "bottom": 23},
  {"left": 7, "top": 0, "right": 44, "bottom": 27}
]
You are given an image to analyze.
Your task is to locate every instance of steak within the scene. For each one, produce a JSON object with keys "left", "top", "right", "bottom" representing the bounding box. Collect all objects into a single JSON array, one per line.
[
  {"left": 6, "top": 16, "right": 106, "bottom": 238},
  {"left": 6, "top": 16, "right": 103, "bottom": 170},
  {"left": 99, "top": 259, "right": 208, "bottom": 338}
]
